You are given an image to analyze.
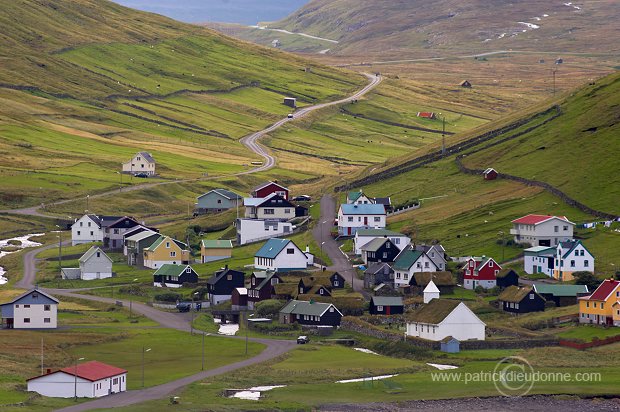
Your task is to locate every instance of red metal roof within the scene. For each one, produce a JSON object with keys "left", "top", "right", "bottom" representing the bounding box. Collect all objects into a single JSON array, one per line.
[
  {"left": 61, "top": 361, "right": 126, "bottom": 381},
  {"left": 585, "top": 279, "right": 620, "bottom": 301},
  {"left": 511, "top": 214, "right": 568, "bottom": 225}
]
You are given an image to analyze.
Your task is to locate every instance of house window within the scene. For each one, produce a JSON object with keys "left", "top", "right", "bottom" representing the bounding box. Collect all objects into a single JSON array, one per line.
[
  {"left": 396, "top": 273, "right": 401, "bottom": 279},
  {"left": 217, "top": 199, "right": 222, "bottom": 204},
  {"left": 377, "top": 305, "right": 384, "bottom": 311},
  {"left": 586, "top": 302, "right": 589, "bottom": 307},
  {"left": 287, "top": 248, "right": 294, "bottom": 254},
  {"left": 358, "top": 217, "right": 362, "bottom": 222},
  {"left": 581, "top": 250, "right": 585, "bottom": 256},
  {"left": 186, "top": 267, "right": 191, "bottom": 273},
  {"left": 44, "top": 305, "right": 50, "bottom": 311},
  {"left": 319, "top": 289, "right": 324, "bottom": 295},
  {"left": 166, "top": 242, "right": 170, "bottom": 248},
  {"left": 374, "top": 217, "right": 381, "bottom": 222},
  {"left": 554, "top": 226, "right": 559, "bottom": 233},
  {"left": 227, "top": 275, "right": 232, "bottom": 281},
  {"left": 570, "top": 260, "right": 575, "bottom": 268},
  {"left": 416, "top": 262, "right": 421, "bottom": 268},
  {"left": 300, "top": 288, "right": 304, "bottom": 294},
  {"left": 601, "top": 303, "right": 604, "bottom": 309},
  {"left": 394, "top": 238, "right": 400, "bottom": 244},
  {"left": 113, "top": 378, "right": 118, "bottom": 385},
  {"left": 431, "top": 252, "right": 435, "bottom": 257},
  {"left": 90, "top": 231, "right": 94, "bottom": 236},
  {"left": 404, "top": 274, "right": 408, "bottom": 280},
  {"left": 264, "top": 209, "right": 275, "bottom": 215},
  {"left": 529, "top": 294, "right": 534, "bottom": 300},
  {"left": 170, "top": 251, "right": 176, "bottom": 257},
  {"left": 593, "top": 302, "right": 597, "bottom": 308},
  {"left": 284, "top": 209, "right": 291, "bottom": 214},
  {"left": 495, "top": 270, "right": 499, "bottom": 275},
  {"left": 24, "top": 305, "right": 30, "bottom": 308},
  {"left": 386, "top": 243, "right": 390, "bottom": 249},
  {"left": 329, "top": 307, "right": 334, "bottom": 312},
  {"left": 77, "top": 231, "right": 81, "bottom": 235},
  {"left": 44, "top": 318, "right": 50, "bottom": 323},
  {"left": 489, "top": 261, "right": 494, "bottom": 267},
  {"left": 24, "top": 318, "right": 30, "bottom": 323},
  {"left": 334, "top": 281, "right": 339, "bottom": 286},
  {"left": 80, "top": 222, "right": 83, "bottom": 227},
  {"left": 563, "top": 225, "right": 568, "bottom": 231},
  {"left": 96, "top": 252, "right": 101, "bottom": 258},
  {"left": 347, "top": 216, "right": 353, "bottom": 222},
  {"left": 88, "top": 222, "right": 91, "bottom": 227},
  {"left": 424, "top": 262, "right": 429, "bottom": 268},
  {"left": 383, "top": 252, "right": 388, "bottom": 259}
]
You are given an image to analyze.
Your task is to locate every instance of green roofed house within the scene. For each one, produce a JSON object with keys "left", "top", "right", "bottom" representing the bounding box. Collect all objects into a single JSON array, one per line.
[
  {"left": 279, "top": 300, "right": 342, "bottom": 326},
  {"left": 153, "top": 264, "right": 198, "bottom": 288},
  {"left": 533, "top": 284, "right": 590, "bottom": 307},
  {"left": 406, "top": 300, "right": 485, "bottom": 341},
  {"left": 369, "top": 296, "right": 404, "bottom": 315},
  {"left": 195, "top": 189, "right": 242, "bottom": 215},
  {"left": 347, "top": 190, "right": 372, "bottom": 205},
  {"left": 201, "top": 239, "right": 233, "bottom": 263},
  {"left": 392, "top": 247, "right": 439, "bottom": 289}
]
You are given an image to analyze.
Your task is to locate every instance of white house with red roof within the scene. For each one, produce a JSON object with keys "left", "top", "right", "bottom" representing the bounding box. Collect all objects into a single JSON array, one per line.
[
  {"left": 462, "top": 257, "right": 501, "bottom": 290},
  {"left": 510, "top": 214, "right": 574, "bottom": 247},
  {"left": 27, "top": 360, "right": 126, "bottom": 398}
]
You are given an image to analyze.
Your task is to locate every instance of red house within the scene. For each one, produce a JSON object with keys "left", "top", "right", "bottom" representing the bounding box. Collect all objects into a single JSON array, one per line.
[
  {"left": 417, "top": 112, "right": 436, "bottom": 119},
  {"left": 462, "top": 257, "right": 501, "bottom": 290},
  {"left": 252, "top": 181, "right": 289, "bottom": 200},
  {"left": 483, "top": 168, "right": 498, "bottom": 180}
]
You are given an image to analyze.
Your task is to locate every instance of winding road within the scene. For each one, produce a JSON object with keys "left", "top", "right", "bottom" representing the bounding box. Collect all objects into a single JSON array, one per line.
[{"left": 2, "top": 73, "right": 382, "bottom": 218}]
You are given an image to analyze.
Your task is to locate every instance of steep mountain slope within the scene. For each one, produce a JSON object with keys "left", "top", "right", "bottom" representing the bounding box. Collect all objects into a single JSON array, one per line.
[
  {"left": 0, "top": 0, "right": 364, "bottom": 208},
  {"left": 265, "top": 0, "right": 620, "bottom": 57}
]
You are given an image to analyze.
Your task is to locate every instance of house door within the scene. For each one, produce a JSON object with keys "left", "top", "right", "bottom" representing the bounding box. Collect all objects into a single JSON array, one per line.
[
  {"left": 364, "top": 217, "right": 368, "bottom": 225},
  {"left": 386, "top": 306, "right": 391, "bottom": 315},
  {"left": 347, "top": 227, "right": 351, "bottom": 236},
  {"left": 607, "top": 316, "right": 614, "bottom": 326}
]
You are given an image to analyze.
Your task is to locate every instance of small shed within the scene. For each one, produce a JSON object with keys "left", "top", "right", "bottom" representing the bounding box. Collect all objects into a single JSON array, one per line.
[
  {"left": 369, "top": 296, "right": 404, "bottom": 315},
  {"left": 231, "top": 287, "right": 248, "bottom": 311},
  {"left": 555, "top": 58, "right": 563, "bottom": 64},
  {"left": 460, "top": 80, "right": 472, "bottom": 88},
  {"left": 496, "top": 269, "right": 519, "bottom": 288},
  {"left": 483, "top": 168, "right": 498, "bottom": 180},
  {"left": 283, "top": 97, "right": 297, "bottom": 108},
  {"left": 417, "top": 112, "right": 436, "bottom": 119},
  {"left": 440, "top": 336, "right": 460, "bottom": 353},
  {"left": 271, "top": 39, "right": 281, "bottom": 48}
]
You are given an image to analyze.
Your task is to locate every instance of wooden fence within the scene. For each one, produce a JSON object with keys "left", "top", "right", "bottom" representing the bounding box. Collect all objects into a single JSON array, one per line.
[{"left": 559, "top": 334, "right": 620, "bottom": 350}]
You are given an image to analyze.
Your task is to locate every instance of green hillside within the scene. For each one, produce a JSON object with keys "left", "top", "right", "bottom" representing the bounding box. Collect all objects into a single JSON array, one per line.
[
  {"left": 0, "top": 0, "right": 364, "bottom": 208},
  {"left": 263, "top": 0, "right": 620, "bottom": 57}
]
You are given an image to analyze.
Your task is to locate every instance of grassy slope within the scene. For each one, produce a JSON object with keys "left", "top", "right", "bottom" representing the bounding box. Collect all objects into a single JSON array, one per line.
[
  {"left": 268, "top": 0, "right": 620, "bottom": 57},
  {"left": 0, "top": 0, "right": 364, "bottom": 208}
]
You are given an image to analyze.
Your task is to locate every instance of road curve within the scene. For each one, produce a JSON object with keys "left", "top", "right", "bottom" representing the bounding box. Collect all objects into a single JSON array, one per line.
[
  {"left": 2, "top": 74, "right": 382, "bottom": 217},
  {"left": 17, "top": 244, "right": 295, "bottom": 412}
]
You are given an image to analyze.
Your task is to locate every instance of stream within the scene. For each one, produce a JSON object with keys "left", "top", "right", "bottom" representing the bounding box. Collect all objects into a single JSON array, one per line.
[{"left": 0, "top": 233, "right": 45, "bottom": 285}]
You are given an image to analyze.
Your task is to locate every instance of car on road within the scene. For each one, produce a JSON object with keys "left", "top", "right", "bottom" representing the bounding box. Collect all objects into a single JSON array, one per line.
[
  {"left": 287, "top": 113, "right": 294, "bottom": 118},
  {"left": 292, "top": 195, "right": 311, "bottom": 201},
  {"left": 176, "top": 302, "right": 191, "bottom": 312},
  {"left": 134, "top": 172, "right": 149, "bottom": 178},
  {"left": 297, "top": 335, "right": 309, "bottom": 344}
]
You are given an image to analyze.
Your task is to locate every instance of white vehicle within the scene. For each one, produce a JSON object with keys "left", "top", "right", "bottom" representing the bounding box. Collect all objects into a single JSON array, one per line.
[{"left": 287, "top": 113, "right": 294, "bottom": 118}]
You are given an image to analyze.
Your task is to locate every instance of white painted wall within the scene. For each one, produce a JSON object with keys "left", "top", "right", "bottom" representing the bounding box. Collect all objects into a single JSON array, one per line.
[
  {"left": 511, "top": 218, "right": 573, "bottom": 246},
  {"left": 555, "top": 244, "right": 594, "bottom": 273},
  {"left": 237, "top": 219, "right": 293, "bottom": 245},
  {"left": 71, "top": 216, "right": 103, "bottom": 246},
  {"left": 255, "top": 246, "right": 309, "bottom": 271},
  {"left": 463, "top": 278, "right": 496, "bottom": 290},
  {"left": 14, "top": 304, "right": 57, "bottom": 329},
  {"left": 28, "top": 372, "right": 126, "bottom": 398},
  {"left": 122, "top": 154, "right": 155, "bottom": 175},
  {"left": 394, "top": 255, "right": 437, "bottom": 287},
  {"left": 354, "top": 235, "right": 410, "bottom": 255},
  {"left": 338, "top": 211, "right": 386, "bottom": 235},
  {"left": 524, "top": 254, "right": 553, "bottom": 276},
  {"left": 406, "top": 303, "right": 485, "bottom": 341}
]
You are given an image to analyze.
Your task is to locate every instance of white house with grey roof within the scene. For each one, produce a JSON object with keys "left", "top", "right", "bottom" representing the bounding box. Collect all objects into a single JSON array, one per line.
[
  {"left": 254, "top": 238, "right": 313, "bottom": 272},
  {"left": 195, "top": 189, "right": 242, "bottom": 214},
  {"left": 122, "top": 152, "right": 156, "bottom": 176},
  {"left": 354, "top": 229, "right": 410, "bottom": 255},
  {"left": 1, "top": 288, "right": 59, "bottom": 329},
  {"left": 71, "top": 215, "right": 104, "bottom": 246},
  {"left": 523, "top": 246, "right": 556, "bottom": 276},
  {"left": 236, "top": 218, "right": 293, "bottom": 245},
  {"left": 62, "top": 246, "right": 113, "bottom": 280}
]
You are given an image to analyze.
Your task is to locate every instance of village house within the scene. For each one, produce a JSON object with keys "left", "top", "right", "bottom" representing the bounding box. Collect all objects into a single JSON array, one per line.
[
  {"left": 200, "top": 239, "right": 233, "bottom": 263},
  {"left": 279, "top": 300, "right": 343, "bottom": 327},
  {"left": 71, "top": 215, "right": 105, "bottom": 245},
  {"left": 578, "top": 279, "right": 620, "bottom": 326},
  {"left": 103, "top": 216, "right": 140, "bottom": 250},
  {"left": 392, "top": 248, "right": 438, "bottom": 288},
  {"left": 244, "top": 194, "right": 296, "bottom": 221},
  {"left": 142, "top": 235, "right": 190, "bottom": 269},
  {"left": 272, "top": 283, "right": 298, "bottom": 301},
  {"left": 231, "top": 287, "right": 248, "bottom": 311},
  {"left": 523, "top": 246, "right": 556, "bottom": 277},
  {"left": 364, "top": 262, "right": 394, "bottom": 289},
  {"left": 552, "top": 239, "right": 595, "bottom": 282},
  {"left": 460, "top": 80, "right": 472, "bottom": 88},
  {"left": 153, "top": 264, "right": 198, "bottom": 288},
  {"left": 206, "top": 266, "right": 245, "bottom": 305},
  {"left": 0, "top": 288, "right": 59, "bottom": 329},
  {"left": 297, "top": 277, "right": 332, "bottom": 298},
  {"left": 414, "top": 244, "right": 448, "bottom": 271},
  {"left": 483, "top": 168, "right": 498, "bottom": 180},
  {"left": 254, "top": 238, "right": 313, "bottom": 272},
  {"left": 354, "top": 229, "right": 410, "bottom": 255},
  {"left": 121, "top": 225, "right": 159, "bottom": 256},
  {"left": 369, "top": 296, "right": 404, "bottom": 315},
  {"left": 510, "top": 214, "right": 575, "bottom": 247},
  {"left": 252, "top": 181, "right": 289, "bottom": 200},
  {"left": 122, "top": 151, "right": 155, "bottom": 176},
  {"left": 236, "top": 218, "right": 293, "bottom": 245},
  {"left": 495, "top": 269, "right": 520, "bottom": 288},
  {"left": 462, "top": 256, "right": 501, "bottom": 290},
  {"left": 410, "top": 272, "right": 455, "bottom": 295},
  {"left": 316, "top": 272, "right": 346, "bottom": 289},
  {"left": 360, "top": 237, "right": 400, "bottom": 265},
  {"left": 406, "top": 300, "right": 485, "bottom": 341},
  {"left": 247, "top": 271, "right": 281, "bottom": 309},
  {"left": 195, "top": 189, "right": 242, "bottom": 214},
  {"left": 498, "top": 286, "right": 546, "bottom": 314},
  {"left": 27, "top": 361, "right": 126, "bottom": 398},
  {"left": 347, "top": 190, "right": 373, "bottom": 205},
  {"left": 533, "top": 284, "right": 589, "bottom": 307},
  {"left": 61, "top": 246, "right": 113, "bottom": 280},
  {"left": 373, "top": 196, "right": 393, "bottom": 213},
  {"left": 338, "top": 203, "right": 386, "bottom": 236},
  {"left": 124, "top": 230, "right": 161, "bottom": 267}
]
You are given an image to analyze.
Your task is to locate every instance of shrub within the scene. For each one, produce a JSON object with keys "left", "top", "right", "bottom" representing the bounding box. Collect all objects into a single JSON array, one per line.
[
  {"left": 252, "top": 322, "right": 300, "bottom": 334},
  {"left": 574, "top": 271, "right": 601, "bottom": 289},
  {"left": 255, "top": 299, "right": 285, "bottom": 317},
  {"left": 154, "top": 292, "right": 182, "bottom": 303}
]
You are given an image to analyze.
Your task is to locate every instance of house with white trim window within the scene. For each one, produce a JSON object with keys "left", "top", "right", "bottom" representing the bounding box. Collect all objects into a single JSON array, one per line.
[
  {"left": 392, "top": 248, "right": 438, "bottom": 288},
  {"left": 254, "top": 238, "right": 313, "bottom": 272},
  {"left": 0, "top": 289, "right": 59, "bottom": 329},
  {"left": 337, "top": 204, "right": 386, "bottom": 236},
  {"left": 510, "top": 214, "right": 574, "bottom": 246},
  {"left": 552, "top": 239, "right": 594, "bottom": 282}
]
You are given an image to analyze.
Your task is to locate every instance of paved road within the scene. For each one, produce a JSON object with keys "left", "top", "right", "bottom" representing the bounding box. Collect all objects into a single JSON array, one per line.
[
  {"left": 2, "top": 74, "right": 382, "bottom": 217},
  {"left": 17, "top": 244, "right": 295, "bottom": 412},
  {"left": 312, "top": 195, "right": 368, "bottom": 299}
]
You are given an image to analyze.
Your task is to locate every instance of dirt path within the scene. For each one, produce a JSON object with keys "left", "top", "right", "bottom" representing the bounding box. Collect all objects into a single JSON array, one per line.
[{"left": 1, "top": 74, "right": 382, "bottom": 218}]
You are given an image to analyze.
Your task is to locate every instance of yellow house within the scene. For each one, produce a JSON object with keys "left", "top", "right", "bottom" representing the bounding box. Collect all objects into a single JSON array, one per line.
[
  {"left": 578, "top": 279, "right": 620, "bottom": 326},
  {"left": 143, "top": 235, "right": 190, "bottom": 269},
  {"left": 201, "top": 239, "right": 233, "bottom": 263}
]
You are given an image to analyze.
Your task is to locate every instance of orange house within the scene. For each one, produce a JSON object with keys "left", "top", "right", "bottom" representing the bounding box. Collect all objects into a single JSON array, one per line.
[{"left": 578, "top": 279, "right": 620, "bottom": 326}]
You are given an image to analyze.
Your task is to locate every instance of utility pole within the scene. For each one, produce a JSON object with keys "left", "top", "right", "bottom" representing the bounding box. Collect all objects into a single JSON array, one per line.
[
  {"left": 40, "top": 338, "right": 44, "bottom": 375},
  {"left": 56, "top": 226, "right": 62, "bottom": 277},
  {"left": 553, "top": 68, "right": 557, "bottom": 96},
  {"left": 442, "top": 115, "right": 446, "bottom": 156},
  {"left": 202, "top": 332, "right": 205, "bottom": 371},
  {"left": 141, "top": 347, "right": 151, "bottom": 387},
  {"left": 86, "top": 195, "right": 89, "bottom": 212}
]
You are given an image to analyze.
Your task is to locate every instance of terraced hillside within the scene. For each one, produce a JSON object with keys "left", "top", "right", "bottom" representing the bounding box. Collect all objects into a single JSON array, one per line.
[
  {"left": 240, "top": 0, "right": 620, "bottom": 57},
  {"left": 0, "top": 0, "right": 365, "bottom": 208}
]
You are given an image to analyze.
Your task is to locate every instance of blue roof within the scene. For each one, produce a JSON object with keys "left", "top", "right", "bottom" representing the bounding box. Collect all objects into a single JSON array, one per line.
[
  {"left": 255, "top": 238, "right": 293, "bottom": 259},
  {"left": 340, "top": 204, "right": 385, "bottom": 215}
]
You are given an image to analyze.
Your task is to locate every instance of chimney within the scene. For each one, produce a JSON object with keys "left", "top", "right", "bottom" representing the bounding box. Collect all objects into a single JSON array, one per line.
[
  {"left": 225, "top": 264, "right": 228, "bottom": 270},
  {"left": 46, "top": 368, "right": 52, "bottom": 374},
  {"left": 305, "top": 245, "right": 310, "bottom": 253}
]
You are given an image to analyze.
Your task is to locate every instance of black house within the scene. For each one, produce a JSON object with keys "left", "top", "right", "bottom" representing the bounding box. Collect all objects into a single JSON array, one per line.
[
  {"left": 309, "top": 272, "right": 346, "bottom": 289},
  {"left": 369, "top": 296, "right": 404, "bottom": 315},
  {"left": 361, "top": 237, "right": 400, "bottom": 264},
  {"left": 496, "top": 269, "right": 519, "bottom": 288},
  {"left": 279, "top": 300, "right": 343, "bottom": 326},
  {"left": 206, "top": 266, "right": 245, "bottom": 305},
  {"left": 498, "top": 286, "right": 546, "bottom": 314},
  {"left": 364, "top": 262, "right": 394, "bottom": 288}
]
